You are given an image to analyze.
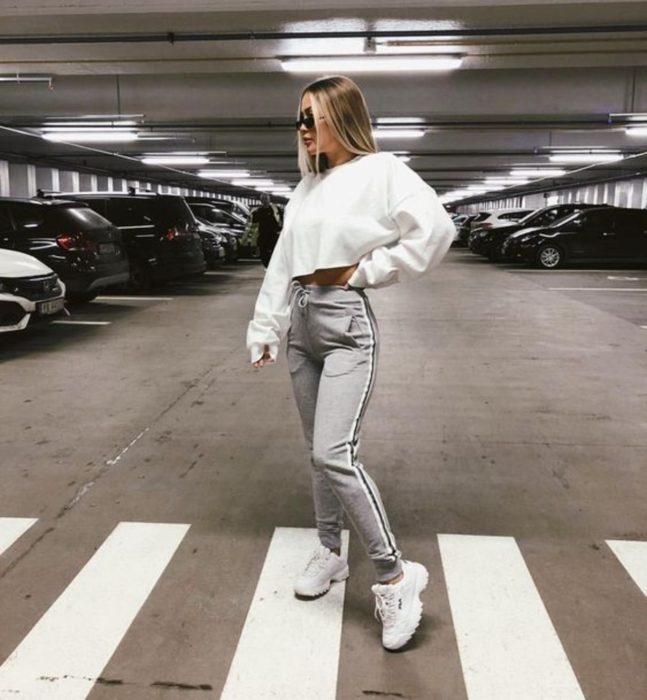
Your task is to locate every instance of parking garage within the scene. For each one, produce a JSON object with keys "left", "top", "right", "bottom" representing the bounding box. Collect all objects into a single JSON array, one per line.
[{"left": 0, "top": 2, "right": 646, "bottom": 699}]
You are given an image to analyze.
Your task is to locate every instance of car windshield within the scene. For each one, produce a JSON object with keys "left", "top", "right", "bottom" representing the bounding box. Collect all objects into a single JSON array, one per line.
[
  {"left": 48, "top": 205, "right": 111, "bottom": 230},
  {"left": 518, "top": 207, "right": 569, "bottom": 227}
]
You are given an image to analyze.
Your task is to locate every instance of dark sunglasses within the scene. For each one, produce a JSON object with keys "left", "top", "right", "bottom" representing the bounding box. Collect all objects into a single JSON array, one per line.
[{"left": 295, "top": 113, "right": 321, "bottom": 130}]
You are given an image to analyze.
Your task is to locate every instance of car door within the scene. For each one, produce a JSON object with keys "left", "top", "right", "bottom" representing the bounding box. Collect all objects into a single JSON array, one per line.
[
  {"left": 611, "top": 210, "right": 647, "bottom": 262},
  {"left": 564, "top": 209, "right": 616, "bottom": 260}
]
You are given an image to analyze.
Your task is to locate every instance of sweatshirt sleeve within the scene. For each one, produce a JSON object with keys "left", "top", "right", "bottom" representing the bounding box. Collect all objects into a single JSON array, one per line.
[
  {"left": 347, "top": 158, "right": 456, "bottom": 289},
  {"left": 246, "top": 233, "right": 291, "bottom": 364}
]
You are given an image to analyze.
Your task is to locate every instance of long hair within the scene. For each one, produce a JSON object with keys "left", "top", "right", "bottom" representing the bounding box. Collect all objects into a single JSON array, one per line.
[{"left": 296, "top": 75, "right": 377, "bottom": 176}]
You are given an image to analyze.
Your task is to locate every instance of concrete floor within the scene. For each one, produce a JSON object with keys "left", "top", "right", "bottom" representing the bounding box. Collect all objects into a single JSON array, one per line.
[{"left": 0, "top": 251, "right": 645, "bottom": 699}]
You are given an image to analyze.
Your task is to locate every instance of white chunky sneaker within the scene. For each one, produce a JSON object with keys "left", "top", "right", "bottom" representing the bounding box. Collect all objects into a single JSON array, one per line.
[
  {"left": 372, "top": 561, "right": 429, "bottom": 650},
  {"left": 294, "top": 545, "right": 349, "bottom": 597}
]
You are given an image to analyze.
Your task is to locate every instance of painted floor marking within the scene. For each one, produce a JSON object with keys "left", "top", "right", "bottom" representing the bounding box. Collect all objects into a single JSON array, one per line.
[
  {"left": 438, "top": 534, "right": 585, "bottom": 700},
  {"left": 50, "top": 321, "right": 111, "bottom": 326},
  {"left": 0, "top": 521, "right": 190, "bottom": 699},
  {"left": 606, "top": 540, "right": 647, "bottom": 596},
  {"left": 549, "top": 287, "right": 647, "bottom": 292},
  {"left": 95, "top": 296, "right": 175, "bottom": 302},
  {"left": 0, "top": 518, "right": 37, "bottom": 556},
  {"left": 220, "top": 527, "right": 349, "bottom": 700}
]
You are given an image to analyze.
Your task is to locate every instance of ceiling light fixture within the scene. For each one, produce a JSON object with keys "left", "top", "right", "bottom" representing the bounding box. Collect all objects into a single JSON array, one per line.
[
  {"left": 281, "top": 56, "right": 462, "bottom": 73},
  {"left": 0, "top": 74, "right": 53, "bottom": 88},
  {"left": 142, "top": 156, "right": 209, "bottom": 165},
  {"left": 549, "top": 152, "right": 623, "bottom": 163},
  {"left": 373, "top": 129, "right": 425, "bottom": 139},
  {"left": 199, "top": 170, "right": 251, "bottom": 179},
  {"left": 232, "top": 178, "right": 275, "bottom": 187},
  {"left": 42, "top": 131, "right": 139, "bottom": 143},
  {"left": 511, "top": 168, "right": 567, "bottom": 177},
  {"left": 625, "top": 126, "right": 647, "bottom": 136}
]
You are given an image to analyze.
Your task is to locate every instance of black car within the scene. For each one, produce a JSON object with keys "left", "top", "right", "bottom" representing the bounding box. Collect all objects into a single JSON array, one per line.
[
  {"left": 186, "top": 196, "right": 251, "bottom": 226},
  {"left": 195, "top": 220, "right": 228, "bottom": 267},
  {"left": 43, "top": 192, "right": 207, "bottom": 290},
  {"left": 188, "top": 203, "right": 241, "bottom": 262},
  {"left": 469, "top": 203, "right": 610, "bottom": 261},
  {"left": 501, "top": 207, "right": 647, "bottom": 269},
  {"left": 0, "top": 197, "right": 129, "bottom": 302},
  {"left": 453, "top": 214, "right": 479, "bottom": 247}
]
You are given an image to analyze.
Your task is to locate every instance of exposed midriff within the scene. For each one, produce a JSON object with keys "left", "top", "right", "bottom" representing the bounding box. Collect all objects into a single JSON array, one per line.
[{"left": 293, "top": 264, "right": 358, "bottom": 286}]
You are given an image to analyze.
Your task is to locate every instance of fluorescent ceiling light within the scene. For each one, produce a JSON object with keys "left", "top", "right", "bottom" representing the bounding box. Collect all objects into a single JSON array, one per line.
[
  {"left": 142, "top": 156, "right": 209, "bottom": 165},
  {"left": 0, "top": 74, "right": 53, "bottom": 85},
  {"left": 232, "top": 178, "right": 274, "bottom": 187},
  {"left": 199, "top": 170, "right": 250, "bottom": 179},
  {"left": 377, "top": 117, "right": 424, "bottom": 124},
  {"left": 511, "top": 168, "right": 566, "bottom": 177},
  {"left": 43, "top": 120, "right": 137, "bottom": 127},
  {"left": 43, "top": 131, "right": 138, "bottom": 143},
  {"left": 373, "top": 129, "right": 425, "bottom": 139},
  {"left": 484, "top": 178, "right": 530, "bottom": 185},
  {"left": 281, "top": 56, "right": 462, "bottom": 73},
  {"left": 549, "top": 153, "right": 623, "bottom": 163},
  {"left": 625, "top": 126, "right": 647, "bottom": 136}
]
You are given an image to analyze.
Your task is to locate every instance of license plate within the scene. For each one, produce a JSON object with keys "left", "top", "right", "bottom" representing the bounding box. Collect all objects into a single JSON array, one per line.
[
  {"left": 38, "top": 298, "right": 65, "bottom": 316},
  {"left": 98, "top": 242, "right": 116, "bottom": 255}
]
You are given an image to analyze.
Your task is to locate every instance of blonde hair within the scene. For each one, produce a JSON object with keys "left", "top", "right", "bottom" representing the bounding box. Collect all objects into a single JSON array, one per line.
[{"left": 296, "top": 75, "right": 377, "bottom": 176}]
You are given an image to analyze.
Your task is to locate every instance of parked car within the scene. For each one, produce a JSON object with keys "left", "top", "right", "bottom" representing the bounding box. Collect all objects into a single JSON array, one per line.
[
  {"left": 187, "top": 203, "right": 241, "bottom": 262},
  {"left": 470, "top": 203, "right": 611, "bottom": 261},
  {"left": 453, "top": 214, "right": 479, "bottom": 247},
  {"left": 0, "top": 249, "right": 66, "bottom": 332},
  {"left": 470, "top": 208, "right": 533, "bottom": 233},
  {"left": 195, "top": 220, "right": 228, "bottom": 267},
  {"left": 185, "top": 197, "right": 250, "bottom": 227},
  {"left": 501, "top": 207, "right": 647, "bottom": 269},
  {"left": 40, "top": 192, "right": 207, "bottom": 290},
  {"left": 0, "top": 197, "right": 129, "bottom": 302}
]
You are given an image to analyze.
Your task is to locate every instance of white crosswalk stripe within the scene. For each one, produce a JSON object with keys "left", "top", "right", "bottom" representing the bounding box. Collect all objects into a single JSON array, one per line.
[
  {"left": 1, "top": 518, "right": 645, "bottom": 698},
  {"left": 220, "top": 527, "right": 349, "bottom": 700},
  {"left": 0, "top": 521, "right": 189, "bottom": 700},
  {"left": 0, "top": 517, "right": 37, "bottom": 556},
  {"left": 607, "top": 540, "right": 647, "bottom": 596},
  {"left": 438, "top": 533, "right": 585, "bottom": 700}
]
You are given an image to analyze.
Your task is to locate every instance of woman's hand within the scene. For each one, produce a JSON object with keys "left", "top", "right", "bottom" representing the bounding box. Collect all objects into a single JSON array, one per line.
[{"left": 252, "top": 345, "right": 275, "bottom": 368}]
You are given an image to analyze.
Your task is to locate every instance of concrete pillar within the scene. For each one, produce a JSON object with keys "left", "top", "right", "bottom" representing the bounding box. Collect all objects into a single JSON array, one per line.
[
  {"left": 0, "top": 160, "right": 9, "bottom": 196},
  {"left": 59, "top": 171, "right": 80, "bottom": 192},
  {"left": 35, "top": 167, "right": 60, "bottom": 194},
  {"left": 8, "top": 163, "right": 37, "bottom": 198}
]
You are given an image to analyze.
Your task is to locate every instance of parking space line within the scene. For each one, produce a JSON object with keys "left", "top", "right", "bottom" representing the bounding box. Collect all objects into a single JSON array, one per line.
[
  {"left": 0, "top": 517, "right": 38, "bottom": 556},
  {"left": 95, "top": 296, "right": 175, "bottom": 302},
  {"left": 50, "top": 321, "right": 112, "bottom": 326},
  {"left": 607, "top": 540, "right": 647, "bottom": 596},
  {"left": 0, "top": 522, "right": 190, "bottom": 699},
  {"left": 221, "top": 527, "right": 349, "bottom": 700},
  {"left": 549, "top": 287, "right": 647, "bottom": 292},
  {"left": 438, "top": 534, "right": 585, "bottom": 700}
]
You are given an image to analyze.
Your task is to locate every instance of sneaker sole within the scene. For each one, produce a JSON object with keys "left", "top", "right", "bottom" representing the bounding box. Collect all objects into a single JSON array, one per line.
[
  {"left": 383, "top": 564, "right": 429, "bottom": 651},
  {"left": 294, "top": 565, "right": 350, "bottom": 598}
]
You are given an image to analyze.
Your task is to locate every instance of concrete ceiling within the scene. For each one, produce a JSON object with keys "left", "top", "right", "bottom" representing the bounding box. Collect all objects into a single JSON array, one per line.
[{"left": 1, "top": 0, "right": 647, "bottom": 202}]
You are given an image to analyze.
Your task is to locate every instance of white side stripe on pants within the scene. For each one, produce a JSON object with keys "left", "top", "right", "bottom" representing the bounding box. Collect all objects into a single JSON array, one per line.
[
  {"left": 0, "top": 521, "right": 190, "bottom": 700},
  {"left": 438, "top": 534, "right": 585, "bottom": 700},
  {"left": 0, "top": 517, "right": 37, "bottom": 556},
  {"left": 607, "top": 539, "right": 647, "bottom": 596},
  {"left": 220, "top": 527, "right": 349, "bottom": 700}
]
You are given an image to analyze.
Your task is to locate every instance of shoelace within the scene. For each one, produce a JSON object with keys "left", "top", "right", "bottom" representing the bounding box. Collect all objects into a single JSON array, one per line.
[{"left": 373, "top": 589, "right": 397, "bottom": 625}]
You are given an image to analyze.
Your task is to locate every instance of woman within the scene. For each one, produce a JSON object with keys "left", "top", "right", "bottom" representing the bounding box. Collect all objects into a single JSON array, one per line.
[{"left": 246, "top": 75, "right": 455, "bottom": 650}]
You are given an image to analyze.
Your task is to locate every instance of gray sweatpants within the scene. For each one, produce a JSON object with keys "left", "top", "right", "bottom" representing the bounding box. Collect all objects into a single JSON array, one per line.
[{"left": 286, "top": 280, "right": 402, "bottom": 583}]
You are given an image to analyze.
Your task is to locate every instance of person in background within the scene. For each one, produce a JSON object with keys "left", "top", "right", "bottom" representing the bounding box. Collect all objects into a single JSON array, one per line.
[
  {"left": 252, "top": 193, "right": 283, "bottom": 267},
  {"left": 246, "top": 75, "right": 455, "bottom": 650}
]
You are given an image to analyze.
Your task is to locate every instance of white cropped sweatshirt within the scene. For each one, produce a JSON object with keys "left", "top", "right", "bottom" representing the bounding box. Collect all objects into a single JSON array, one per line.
[{"left": 246, "top": 152, "right": 456, "bottom": 364}]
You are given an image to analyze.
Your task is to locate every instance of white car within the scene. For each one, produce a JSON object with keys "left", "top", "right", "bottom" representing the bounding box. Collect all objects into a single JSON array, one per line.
[
  {"left": 0, "top": 249, "right": 66, "bottom": 333},
  {"left": 469, "top": 208, "right": 534, "bottom": 232}
]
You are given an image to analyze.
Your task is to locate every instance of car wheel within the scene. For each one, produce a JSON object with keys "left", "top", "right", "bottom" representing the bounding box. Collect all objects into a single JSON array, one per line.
[{"left": 536, "top": 244, "right": 564, "bottom": 269}]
